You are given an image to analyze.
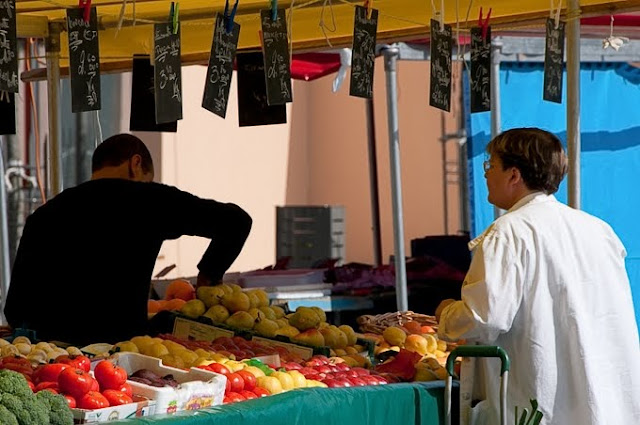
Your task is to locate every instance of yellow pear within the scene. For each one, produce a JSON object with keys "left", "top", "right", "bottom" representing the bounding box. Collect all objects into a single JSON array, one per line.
[
  {"left": 318, "top": 321, "right": 330, "bottom": 330},
  {"left": 243, "top": 366, "right": 266, "bottom": 378},
  {"left": 247, "top": 292, "right": 260, "bottom": 309},
  {"left": 250, "top": 289, "right": 270, "bottom": 308},
  {"left": 275, "top": 325, "right": 300, "bottom": 338},
  {"left": 248, "top": 308, "right": 265, "bottom": 320},
  {"left": 180, "top": 299, "right": 206, "bottom": 319},
  {"left": 275, "top": 318, "right": 289, "bottom": 328},
  {"left": 271, "top": 305, "right": 286, "bottom": 319},
  {"left": 221, "top": 292, "right": 251, "bottom": 313},
  {"left": 259, "top": 306, "right": 277, "bottom": 320},
  {"left": 424, "top": 334, "right": 438, "bottom": 353},
  {"left": 270, "top": 371, "right": 295, "bottom": 391},
  {"left": 310, "top": 306, "right": 326, "bottom": 322},
  {"left": 257, "top": 376, "right": 283, "bottom": 394},
  {"left": 196, "top": 286, "right": 226, "bottom": 308},
  {"left": 203, "top": 305, "right": 230, "bottom": 324},
  {"left": 288, "top": 307, "right": 321, "bottom": 331},
  {"left": 329, "top": 326, "right": 348, "bottom": 349},
  {"left": 319, "top": 327, "right": 341, "bottom": 349},
  {"left": 292, "top": 329, "right": 325, "bottom": 347},
  {"left": 382, "top": 326, "right": 407, "bottom": 346},
  {"left": 338, "top": 325, "right": 358, "bottom": 346},
  {"left": 254, "top": 318, "right": 280, "bottom": 338},
  {"left": 160, "top": 354, "right": 185, "bottom": 369},
  {"left": 218, "top": 283, "right": 234, "bottom": 296},
  {"left": 225, "top": 311, "right": 255, "bottom": 330},
  {"left": 287, "top": 370, "right": 307, "bottom": 389},
  {"left": 142, "top": 343, "right": 169, "bottom": 358}
]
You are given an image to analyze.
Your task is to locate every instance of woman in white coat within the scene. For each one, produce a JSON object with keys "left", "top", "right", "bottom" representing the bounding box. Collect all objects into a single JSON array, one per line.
[{"left": 437, "top": 128, "right": 640, "bottom": 425}]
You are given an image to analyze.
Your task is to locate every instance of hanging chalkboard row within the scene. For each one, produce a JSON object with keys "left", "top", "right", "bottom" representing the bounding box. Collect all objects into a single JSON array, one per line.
[{"left": 0, "top": 0, "right": 18, "bottom": 93}]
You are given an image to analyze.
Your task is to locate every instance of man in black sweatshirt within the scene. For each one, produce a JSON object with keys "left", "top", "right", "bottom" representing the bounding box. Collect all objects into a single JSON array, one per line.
[{"left": 4, "top": 133, "right": 252, "bottom": 345}]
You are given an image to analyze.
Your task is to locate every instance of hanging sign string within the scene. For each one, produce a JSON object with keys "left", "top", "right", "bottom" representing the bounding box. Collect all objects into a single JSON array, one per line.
[
  {"left": 478, "top": 6, "right": 491, "bottom": 41},
  {"left": 271, "top": 0, "right": 278, "bottom": 21},
  {"left": 430, "top": 0, "right": 445, "bottom": 32},
  {"left": 169, "top": 2, "right": 179, "bottom": 34},
  {"left": 319, "top": 0, "right": 337, "bottom": 47},
  {"left": 550, "top": 0, "right": 561, "bottom": 29},
  {"left": 79, "top": 0, "right": 92, "bottom": 23},
  {"left": 364, "top": 0, "right": 373, "bottom": 19}
]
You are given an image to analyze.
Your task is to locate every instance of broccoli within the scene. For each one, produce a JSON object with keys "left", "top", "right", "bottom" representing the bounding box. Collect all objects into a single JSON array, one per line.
[
  {"left": 0, "top": 369, "right": 33, "bottom": 399},
  {"left": 0, "top": 390, "right": 50, "bottom": 425},
  {"left": 36, "top": 390, "right": 74, "bottom": 425},
  {"left": 0, "top": 404, "right": 19, "bottom": 425}
]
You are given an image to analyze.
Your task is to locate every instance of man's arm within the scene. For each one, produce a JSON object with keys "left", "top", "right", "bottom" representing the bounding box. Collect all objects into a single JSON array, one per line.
[
  {"left": 438, "top": 230, "right": 524, "bottom": 342},
  {"left": 151, "top": 184, "right": 252, "bottom": 283}
]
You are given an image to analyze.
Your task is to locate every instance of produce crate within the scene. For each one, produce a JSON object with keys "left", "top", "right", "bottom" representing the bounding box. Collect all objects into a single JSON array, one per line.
[
  {"left": 72, "top": 396, "right": 155, "bottom": 423},
  {"left": 109, "top": 352, "right": 226, "bottom": 414}
]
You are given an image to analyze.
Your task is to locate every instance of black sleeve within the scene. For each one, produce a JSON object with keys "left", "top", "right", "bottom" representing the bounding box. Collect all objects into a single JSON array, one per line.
[{"left": 148, "top": 183, "right": 253, "bottom": 282}]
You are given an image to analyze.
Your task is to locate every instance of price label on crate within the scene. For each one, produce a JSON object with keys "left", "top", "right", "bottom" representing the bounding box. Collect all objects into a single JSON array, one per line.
[
  {"left": 252, "top": 336, "right": 314, "bottom": 360},
  {"left": 172, "top": 317, "right": 234, "bottom": 342}
]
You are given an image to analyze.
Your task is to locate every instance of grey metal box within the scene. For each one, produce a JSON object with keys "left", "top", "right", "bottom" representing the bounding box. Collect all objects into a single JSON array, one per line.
[{"left": 276, "top": 205, "right": 345, "bottom": 268}]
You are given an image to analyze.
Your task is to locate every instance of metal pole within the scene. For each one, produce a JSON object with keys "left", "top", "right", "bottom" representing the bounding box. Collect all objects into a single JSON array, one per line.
[
  {"left": 440, "top": 112, "right": 449, "bottom": 234},
  {"left": 382, "top": 46, "right": 408, "bottom": 312},
  {"left": 490, "top": 42, "right": 503, "bottom": 219},
  {"left": 0, "top": 138, "right": 11, "bottom": 324},
  {"left": 46, "top": 23, "right": 62, "bottom": 196},
  {"left": 365, "top": 98, "right": 383, "bottom": 267},
  {"left": 567, "top": 0, "right": 581, "bottom": 209}
]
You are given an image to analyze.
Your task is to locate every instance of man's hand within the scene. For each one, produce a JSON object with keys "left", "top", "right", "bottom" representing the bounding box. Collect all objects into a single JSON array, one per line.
[
  {"left": 196, "top": 272, "right": 213, "bottom": 288},
  {"left": 435, "top": 299, "right": 457, "bottom": 322}
]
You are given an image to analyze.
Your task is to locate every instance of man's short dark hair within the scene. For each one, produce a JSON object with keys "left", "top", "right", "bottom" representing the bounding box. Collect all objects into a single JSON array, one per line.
[
  {"left": 487, "top": 128, "right": 568, "bottom": 194},
  {"left": 92, "top": 134, "right": 154, "bottom": 174}
]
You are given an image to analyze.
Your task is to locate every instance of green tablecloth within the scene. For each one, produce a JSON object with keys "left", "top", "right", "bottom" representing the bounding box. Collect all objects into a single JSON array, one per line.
[{"left": 109, "top": 382, "right": 459, "bottom": 425}]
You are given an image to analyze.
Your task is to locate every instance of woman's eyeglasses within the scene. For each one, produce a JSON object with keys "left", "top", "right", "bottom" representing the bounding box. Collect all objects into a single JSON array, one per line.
[{"left": 483, "top": 160, "right": 492, "bottom": 172}]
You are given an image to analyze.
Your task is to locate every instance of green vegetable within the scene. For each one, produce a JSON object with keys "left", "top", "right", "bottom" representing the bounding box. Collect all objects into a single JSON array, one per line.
[
  {"left": 0, "top": 405, "right": 19, "bottom": 425},
  {"left": 36, "top": 391, "right": 74, "bottom": 425},
  {"left": 0, "top": 370, "right": 33, "bottom": 399},
  {"left": 0, "top": 392, "right": 50, "bottom": 425}
]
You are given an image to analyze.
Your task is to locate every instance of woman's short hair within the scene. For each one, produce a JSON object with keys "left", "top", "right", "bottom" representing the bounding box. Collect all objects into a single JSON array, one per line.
[
  {"left": 487, "top": 128, "right": 568, "bottom": 194},
  {"left": 92, "top": 134, "right": 154, "bottom": 174}
]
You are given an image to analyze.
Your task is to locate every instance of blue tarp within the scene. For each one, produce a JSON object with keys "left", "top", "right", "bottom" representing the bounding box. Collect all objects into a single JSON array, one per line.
[{"left": 466, "top": 62, "right": 640, "bottom": 327}]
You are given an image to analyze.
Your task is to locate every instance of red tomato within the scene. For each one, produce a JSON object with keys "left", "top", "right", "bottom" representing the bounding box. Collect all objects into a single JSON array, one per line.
[
  {"left": 252, "top": 387, "right": 270, "bottom": 398},
  {"left": 236, "top": 370, "right": 256, "bottom": 391},
  {"left": 64, "top": 395, "right": 77, "bottom": 409},
  {"left": 27, "top": 381, "right": 35, "bottom": 392},
  {"left": 90, "top": 377, "right": 100, "bottom": 392},
  {"left": 35, "top": 381, "right": 59, "bottom": 392},
  {"left": 2, "top": 363, "right": 34, "bottom": 378},
  {"left": 55, "top": 355, "right": 91, "bottom": 373},
  {"left": 102, "top": 389, "right": 133, "bottom": 406},
  {"left": 58, "top": 368, "right": 94, "bottom": 399},
  {"left": 226, "top": 372, "right": 244, "bottom": 393},
  {"left": 35, "top": 363, "right": 69, "bottom": 384},
  {"left": 240, "top": 390, "right": 258, "bottom": 400},
  {"left": 207, "top": 363, "right": 231, "bottom": 375},
  {"left": 117, "top": 383, "right": 133, "bottom": 398},
  {"left": 223, "top": 392, "right": 246, "bottom": 404},
  {"left": 93, "top": 361, "right": 128, "bottom": 390},
  {"left": 42, "top": 388, "right": 59, "bottom": 394},
  {"left": 224, "top": 375, "right": 231, "bottom": 394},
  {"left": 77, "top": 391, "right": 110, "bottom": 410}
]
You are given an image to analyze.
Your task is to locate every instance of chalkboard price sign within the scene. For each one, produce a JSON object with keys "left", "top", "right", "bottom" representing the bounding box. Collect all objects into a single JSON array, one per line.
[
  {"left": 0, "top": 0, "right": 18, "bottom": 93},
  {"left": 67, "top": 7, "right": 101, "bottom": 112},
  {"left": 349, "top": 5, "right": 378, "bottom": 99},
  {"left": 429, "top": 20, "right": 452, "bottom": 112},
  {"left": 129, "top": 55, "right": 177, "bottom": 133},
  {"left": 470, "top": 26, "right": 491, "bottom": 113},
  {"left": 0, "top": 90, "right": 15, "bottom": 134},
  {"left": 543, "top": 18, "right": 565, "bottom": 104},
  {"left": 237, "top": 52, "right": 286, "bottom": 127},
  {"left": 202, "top": 15, "right": 240, "bottom": 118},
  {"left": 260, "top": 9, "right": 292, "bottom": 106},
  {"left": 154, "top": 23, "right": 183, "bottom": 124}
]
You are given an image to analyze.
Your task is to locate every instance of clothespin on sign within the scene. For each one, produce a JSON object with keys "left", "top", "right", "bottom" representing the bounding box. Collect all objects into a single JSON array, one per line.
[
  {"left": 170, "top": 2, "right": 180, "bottom": 34},
  {"left": 550, "top": 0, "right": 561, "bottom": 29},
  {"left": 271, "top": 0, "right": 278, "bottom": 21},
  {"left": 364, "top": 0, "right": 373, "bottom": 19},
  {"left": 478, "top": 7, "right": 491, "bottom": 40},
  {"left": 224, "top": 0, "right": 239, "bottom": 34},
  {"left": 79, "top": 0, "right": 92, "bottom": 23}
]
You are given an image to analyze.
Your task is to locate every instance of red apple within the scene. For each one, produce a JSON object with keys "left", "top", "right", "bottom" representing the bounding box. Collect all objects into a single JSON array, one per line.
[
  {"left": 252, "top": 387, "right": 270, "bottom": 398},
  {"left": 323, "top": 379, "right": 341, "bottom": 388},
  {"left": 312, "top": 355, "right": 330, "bottom": 364},
  {"left": 283, "top": 362, "right": 303, "bottom": 371},
  {"left": 315, "top": 365, "right": 332, "bottom": 374},
  {"left": 223, "top": 392, "right": 246, "bottom": 404},
  {"left": 304, "top": 359, "right": 323, "bottom": 367},
  {"left": 298, "top": 367, "right": 317, "bottom": 376},
  {"left": 349, "top": 377, "right": 367, "bottom": 386},
  {"left": 352, "top": 367, "right": 370, "bottom": 376},
  {"left": 240, "top": 390, "right": 258, "bottom": 400},
  {"left": 335, "top": 363, "right": 350, "bottom": 372},
  {"left": 334, "top": 378, "right": 353, "bottom": 387},
  {"left": 360, "top": 375, "right": 379, "bottom": 386}
]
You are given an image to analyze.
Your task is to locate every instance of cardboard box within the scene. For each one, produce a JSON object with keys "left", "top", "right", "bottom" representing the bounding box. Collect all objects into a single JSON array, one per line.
[
  {"left": 109, "top": 352, "right": 226, "bottom": 414},
  {"left": 72, "top": 396, "right": 155, "bottom": 423}
]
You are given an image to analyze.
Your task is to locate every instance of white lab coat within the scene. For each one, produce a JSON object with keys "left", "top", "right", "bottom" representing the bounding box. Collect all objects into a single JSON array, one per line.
[{"left": 439, "top": 193, "right": 640, "bottom": 425}]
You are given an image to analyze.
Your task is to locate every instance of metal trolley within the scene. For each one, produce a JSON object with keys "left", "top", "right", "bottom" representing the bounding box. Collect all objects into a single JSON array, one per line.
[{"left": 444, "top": 346, "right": 511, "bottom": 425}]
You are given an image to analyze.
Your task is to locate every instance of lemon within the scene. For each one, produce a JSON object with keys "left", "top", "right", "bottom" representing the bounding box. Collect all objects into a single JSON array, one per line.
[{"left": 143, "top": 343, "right": 170, "bottom": 358}]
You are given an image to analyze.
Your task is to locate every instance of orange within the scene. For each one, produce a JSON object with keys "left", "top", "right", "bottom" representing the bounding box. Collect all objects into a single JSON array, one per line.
[
  {"left": 156, "top": 300, "right": 169, "bottom": 311},
  {"left": 403, "top": 321, "right": 423, "bottom": 335},
  {"left": 148, "top": 300, "right": 161, "bottom": 313},
  {"left": 165, "top": 279, "right": 196, "bottom": 301},
  {"left": 165, "top": 298, "right": 187, "bottom": 311}
]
